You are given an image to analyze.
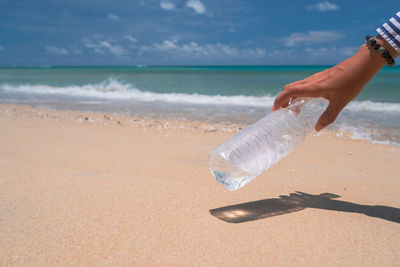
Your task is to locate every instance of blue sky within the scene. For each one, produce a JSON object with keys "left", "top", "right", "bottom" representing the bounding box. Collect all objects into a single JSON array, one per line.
[{"left": 0, "top": 0, "right": 398, "bottom": 66}]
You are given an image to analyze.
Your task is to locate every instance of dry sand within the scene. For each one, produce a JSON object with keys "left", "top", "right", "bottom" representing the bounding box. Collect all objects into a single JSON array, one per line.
[{"left": 1, "top": 104, "right": 400, "bottom": 266}]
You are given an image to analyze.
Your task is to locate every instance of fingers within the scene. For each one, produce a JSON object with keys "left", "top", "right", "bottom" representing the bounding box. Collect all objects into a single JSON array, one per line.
[
  {"left": 315, "top": 102, "right": 343, "bottom": 131},
  {"left": 272, "top": 89, "right": 292, "bottom": 111},
  {"left": 272, "top": 83, "right": 322, "bottom": 111},
  {"left": 272, "top": 84, "right": 303, "bottom": 111}
]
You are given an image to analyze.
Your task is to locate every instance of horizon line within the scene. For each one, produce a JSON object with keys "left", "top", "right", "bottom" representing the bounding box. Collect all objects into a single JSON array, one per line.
[{"left": 0, "top": 64, "right": 336, "bottom": 68}]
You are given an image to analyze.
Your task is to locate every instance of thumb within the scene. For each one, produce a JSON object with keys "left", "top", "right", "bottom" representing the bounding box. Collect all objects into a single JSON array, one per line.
[{"left": 315, "top": 102, "right": 343, "bottom": 131}]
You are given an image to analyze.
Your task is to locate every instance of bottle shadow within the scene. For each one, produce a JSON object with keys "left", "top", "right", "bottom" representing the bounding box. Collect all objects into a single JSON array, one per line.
[{"left": 209, "top": 191, "right": 400, "bottom": 224}]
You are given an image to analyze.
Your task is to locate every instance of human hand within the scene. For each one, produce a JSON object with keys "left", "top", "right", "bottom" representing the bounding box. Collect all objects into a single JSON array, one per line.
[{"left": 273, "top": 41, "right": 389, "bottom": 131}]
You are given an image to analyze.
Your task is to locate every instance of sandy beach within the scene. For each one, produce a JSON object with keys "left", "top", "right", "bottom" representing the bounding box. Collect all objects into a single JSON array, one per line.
[{"left": 1, "top": 103, "right": 400, "bottom": 265}]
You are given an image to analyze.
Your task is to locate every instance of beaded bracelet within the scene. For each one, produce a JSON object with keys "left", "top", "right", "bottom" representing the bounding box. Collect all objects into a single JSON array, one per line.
[{"left": 365, "top": 35, "right": 395, "bottom": 67}]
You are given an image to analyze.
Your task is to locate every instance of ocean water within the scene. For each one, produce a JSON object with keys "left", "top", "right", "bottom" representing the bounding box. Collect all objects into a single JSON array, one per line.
[{"left": 0, "top": 65, "right": 399, "bottom": 145}]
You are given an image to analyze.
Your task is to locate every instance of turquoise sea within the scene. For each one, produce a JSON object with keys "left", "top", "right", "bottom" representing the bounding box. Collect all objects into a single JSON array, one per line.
[{"left": 0, "top": 66, "right": 399, "bottom": 145}]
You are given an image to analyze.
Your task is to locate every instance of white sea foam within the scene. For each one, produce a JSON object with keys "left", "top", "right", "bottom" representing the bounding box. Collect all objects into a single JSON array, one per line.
[
  {"left": 346, "top": 101, "right": 400, "bottom": 113},
  {"left": 335, "top": 123, "right": 400, "bottom": 147},
  {"left": 1, "top": 78, "right": 400, "bottom": 114},
  {"left": 0, "top": 78, "right": 275, "bottom": 107}
]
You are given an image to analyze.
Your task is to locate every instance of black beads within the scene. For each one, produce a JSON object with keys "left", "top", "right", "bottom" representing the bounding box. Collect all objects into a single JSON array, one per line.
[
  {"left": 382, "top": 50, "right": 390, "bottom": 58},
  {"left": 365, "top": 35, "right": 396, "bottom": 67},
  {"left": 368, "top": 38, "right": 377, "bottom": 46}
]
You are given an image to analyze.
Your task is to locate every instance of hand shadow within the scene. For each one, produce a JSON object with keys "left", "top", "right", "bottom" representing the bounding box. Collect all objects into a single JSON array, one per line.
[{"left": 210, "top": 191, "right": 400, "bottom": 224}]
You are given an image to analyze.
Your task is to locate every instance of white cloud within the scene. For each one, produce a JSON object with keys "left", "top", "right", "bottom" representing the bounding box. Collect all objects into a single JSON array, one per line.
[
  {"left": 139, "top": 40, "right": 265, "bottom": 59},
  {"left": 186, "top": 0, "right": 206, "bottom": 14},
  {"left": 45, "top": 46, "right": 69, "bottom": 55},
  {"left": 283, "top": 31, "right": 344, "bottom": 46},
  {"left": 304, "top": 46, "right": 357, "bottom": 56},
  {"left": 266, "top": 46, "right": 358, "bottom": 64},
  {"left": 338, "top": 46, "right": 358, "bottom": 56},
  {"left": 306, "top": 1, "right": 339, "bottom": 11},
  {"left": 107, "top": 13, "right": 120, "bottom": 22},
  {"left": 99, "top": 41, "right": 126, "bottom": 57},
  {"left": 83, "top": 37, "right": 126, "bottom": 57},
  {"left": 123, "top": 35, "right": 139, "bottom": 43},
  {"left": 160, "top": 0, "right": 175, "bottom": 10},
  {"left": 84, "top": 42, "right": 105, "bottom": 54}
]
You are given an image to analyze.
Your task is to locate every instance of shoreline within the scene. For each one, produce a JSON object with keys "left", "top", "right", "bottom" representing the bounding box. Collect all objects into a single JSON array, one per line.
[
  {"left": 0, "top": 103, "right": 386, "bottom": 146},
  {"left": 0, "top": 103, "right": 246, "bottom": 133},
  {"left": 1, "top": 103, "right": 400, "bottom": 265}
]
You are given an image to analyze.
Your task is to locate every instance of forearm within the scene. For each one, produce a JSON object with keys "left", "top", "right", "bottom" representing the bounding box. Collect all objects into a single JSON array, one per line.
[
  {"left": 348, "top": 43, "right": 386, "bottom": 82},
  {"left": 335, "top": 36, "right": 395, "bottom": 89}
]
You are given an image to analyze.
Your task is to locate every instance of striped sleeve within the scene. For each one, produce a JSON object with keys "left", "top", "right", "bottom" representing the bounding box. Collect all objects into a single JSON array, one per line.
[{"left": 376, "top": 11, "right": 400, "bottom": 54}]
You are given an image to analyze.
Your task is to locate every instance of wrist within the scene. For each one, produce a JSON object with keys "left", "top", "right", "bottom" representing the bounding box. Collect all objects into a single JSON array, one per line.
[
  {"left": 351, "top": 44, "right": 386, "bottom": 76},
  {"left": 335, "top": 43, "right": 385, "bottom": 87}
]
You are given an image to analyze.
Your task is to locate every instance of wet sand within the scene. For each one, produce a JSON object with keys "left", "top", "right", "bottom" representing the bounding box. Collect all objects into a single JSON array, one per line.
[{"left": 1, "top": 104, "right": 400, "bottom": 265}]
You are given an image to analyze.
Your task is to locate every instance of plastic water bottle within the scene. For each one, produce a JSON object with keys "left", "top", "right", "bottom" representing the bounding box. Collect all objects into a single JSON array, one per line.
[{"left": 209, "top": 98, "right": 328, "bottom": 191}]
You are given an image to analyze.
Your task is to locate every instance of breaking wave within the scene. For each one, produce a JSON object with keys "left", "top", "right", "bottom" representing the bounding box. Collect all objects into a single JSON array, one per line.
[{"left": 1, "top": 78, "right": 400, "bottom": 113}]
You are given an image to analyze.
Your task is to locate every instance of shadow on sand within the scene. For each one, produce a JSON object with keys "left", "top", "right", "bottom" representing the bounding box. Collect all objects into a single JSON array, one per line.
[{"left": 210, "top": 191, "right": 400, "bottom": 224}]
